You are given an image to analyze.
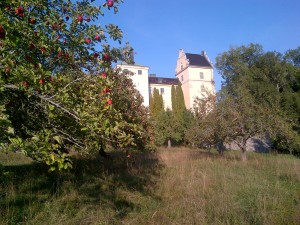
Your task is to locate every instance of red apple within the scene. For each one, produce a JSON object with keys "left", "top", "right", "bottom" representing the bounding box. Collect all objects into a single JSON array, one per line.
[
  {"left": 39, "top": 79, "right": 45, "bottom": 85},
  {"left": 101, "top": 73, "right": 107, "bottom": 78},
  {"left": 85, "top": 38, "right": 91, "bottom": 44},
  {"left": 40, "top": 47, "right": 46, "bottom": 53},
  {"left": 29, "top": 43, "right": 35, "bottom": 50},
  {"left": 58, "top": 52, "right": 63, "bottom": 57},
  {"left": 107, "top": 99, "right": 113, "bottom": 105},
  {"left": 107, "top": 0, "right": 114, "bottom": 7},
  {"left": 77, "top": 15, "right": 83, "bottom": 23},
  {"left": 102, "top": 53, "right": 110, "bottom": 61},
  {"left": 29, "top": 18, "right": 36, "bottom": 24},
  {"left": 4, "top": 67, "right": 11, "bottom": 75},
  {"left": 52, "top": 24, "right": 59, "bottom": 30},
  {"left": 93, "top": 52, "right": 99, "bottom": 58},
  {"left": 95, "top": 35, "right": 101, "bottom": 41},
  {"left": 22, "top": 81, "right": 29, "bottom": 89},
  {"left": 0, "top": 25, "right": 5, "bottom": 39},
  {"left": 103, "top": 88, "right": 110, "bottom": 93},
  {"left": 15, "top": 7, "right": 24, "bottom": 17}
]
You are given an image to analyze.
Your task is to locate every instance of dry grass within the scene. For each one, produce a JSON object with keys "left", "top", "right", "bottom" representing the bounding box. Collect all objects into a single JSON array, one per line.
[{"left": 1, "top": 148, "right": 300, "bottom": 224}]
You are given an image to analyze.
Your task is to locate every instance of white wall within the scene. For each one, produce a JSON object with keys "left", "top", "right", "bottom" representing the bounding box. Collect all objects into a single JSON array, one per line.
[
  {"left": 117, "top": 64, "right": 150, "bottom": 107},
  {"left": 149, "top": 84, "right": 174, "bottom": 110},
  {"left": 188, "top": 67, "right": 216, "bottom": 107}
]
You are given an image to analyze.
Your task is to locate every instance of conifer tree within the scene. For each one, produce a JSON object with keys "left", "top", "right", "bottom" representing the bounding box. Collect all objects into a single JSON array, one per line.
[
  {"left": 171, "top": 85, "right": 177, "bottom": 111},
  {"left": 150, "top": 88, "right": 164, "bottom": 116},
  {"left": 176, "top": 84, "right": 186, "bottom": 112}
]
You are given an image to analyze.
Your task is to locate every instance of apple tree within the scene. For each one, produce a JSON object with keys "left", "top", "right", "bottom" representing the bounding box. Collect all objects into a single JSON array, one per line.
[{"left": 0, "top": 0, "right": 148, "bottom": 170}]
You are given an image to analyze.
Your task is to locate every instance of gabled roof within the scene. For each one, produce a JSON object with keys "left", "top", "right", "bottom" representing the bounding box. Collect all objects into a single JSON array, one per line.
[
  {"left": 186, "top": 53, "right": 212, "bottom": 68},
  {"left": 149, "top": 77, "right": 179, "bottom": 85}
]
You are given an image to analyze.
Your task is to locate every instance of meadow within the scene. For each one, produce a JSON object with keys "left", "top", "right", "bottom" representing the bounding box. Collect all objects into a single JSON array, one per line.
[{"left": 0, "top": 148, "right": 299, "bottom": 225}]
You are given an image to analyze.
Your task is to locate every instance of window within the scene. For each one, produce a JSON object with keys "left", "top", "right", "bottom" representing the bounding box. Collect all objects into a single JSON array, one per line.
[
  {"left": 160, "top": 88, "right": 165, "bottom": 94},
  {"left": 201, "top": 85, "right": 205, "bottom": 92},
  {"left": 138, "top": 70, "right": 142, "bottom": 75},
  {"left": 180, "top": 64, "right": 183, "bottom": 70},
  {"left": 181, "top": 75, "right": 183, "bottom": 81},
  {"left": 200, "top": 72, "right": 204, "bottom": 80}
]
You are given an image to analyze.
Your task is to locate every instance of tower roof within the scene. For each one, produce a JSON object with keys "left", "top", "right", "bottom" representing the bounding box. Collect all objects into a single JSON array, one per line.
[{"left": 186, "top": 53, "right": 212, "bottom": 68}]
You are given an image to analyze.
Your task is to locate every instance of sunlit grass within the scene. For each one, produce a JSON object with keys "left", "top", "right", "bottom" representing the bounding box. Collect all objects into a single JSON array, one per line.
[{"left": 1, "top": 148, "right": 299, "bottom": 224}]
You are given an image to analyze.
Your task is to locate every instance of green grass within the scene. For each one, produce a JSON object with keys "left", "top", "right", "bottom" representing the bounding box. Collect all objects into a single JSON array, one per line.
[{"left": 1, "top": 148, "right": 300, "bottom": 224}]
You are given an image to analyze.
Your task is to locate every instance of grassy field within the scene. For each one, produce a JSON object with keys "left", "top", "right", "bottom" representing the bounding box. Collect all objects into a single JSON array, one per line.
[{"left": 0, "top": 148, "right": 299, "bottom": 225}]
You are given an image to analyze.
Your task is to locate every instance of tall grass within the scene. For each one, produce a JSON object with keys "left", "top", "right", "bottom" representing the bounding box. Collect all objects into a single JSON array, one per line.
[{"left": 1, "top": 148, "right": 299, "bottom": 224}]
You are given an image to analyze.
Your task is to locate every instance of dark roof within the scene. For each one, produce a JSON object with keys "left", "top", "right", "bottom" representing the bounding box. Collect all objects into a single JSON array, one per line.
[
  {"left": 149, "top": 77, "right": 179, "bottom": 85},
  {"left": 117, "top": 61, "right": 147, "bottom": 67},
  {"left": 186, "top": 53, "right": 212, "bottom": 68}
]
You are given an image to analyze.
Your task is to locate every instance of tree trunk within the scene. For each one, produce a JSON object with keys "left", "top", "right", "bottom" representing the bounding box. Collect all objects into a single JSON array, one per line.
[
  {"left": 167, "top": 139, "right": 171, "bottom": 149},
  {"left": 241, "top": 149, "right": 247, "bottom": 162}
]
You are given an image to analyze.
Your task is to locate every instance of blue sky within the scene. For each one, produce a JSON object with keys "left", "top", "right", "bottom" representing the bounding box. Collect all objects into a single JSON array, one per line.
[{"left": 104, "top": 0, "right": 300, "bottom": 91}]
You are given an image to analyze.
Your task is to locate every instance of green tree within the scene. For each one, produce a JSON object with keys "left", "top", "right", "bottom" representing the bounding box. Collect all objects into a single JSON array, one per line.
[
  {"left": 215, "top": 43, "right": 300, "bottom": 158},
  {"left": 0, "top": 0, "right": 148, "bottom": 170},
  {"left": 150, "top": 88, "right": 164, "bottom": 116},
  {"left": 153, "top": 110, "right": 182, "bottom": 148}
]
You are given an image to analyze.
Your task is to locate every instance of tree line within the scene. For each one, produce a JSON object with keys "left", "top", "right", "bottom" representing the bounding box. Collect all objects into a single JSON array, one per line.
[{"left": 150, "top": 44, "right": 300, "bottom": 160}]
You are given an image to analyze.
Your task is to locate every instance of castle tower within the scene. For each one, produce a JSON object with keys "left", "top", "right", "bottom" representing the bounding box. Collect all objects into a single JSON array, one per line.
[{"left": 175, "top": 49, "right": 216, "bottom": 109}]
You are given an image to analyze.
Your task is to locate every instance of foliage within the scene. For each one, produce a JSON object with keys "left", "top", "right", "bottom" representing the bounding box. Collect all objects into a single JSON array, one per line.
[
  {"left": 215, "top": 43, "right": 300, "bottom": 157},
  {"left": 185, "top": 93, "right": 216, "bottom": 149},
  {"left": 0, "top": 0, "right": 148, "bottom": 170},
  {"left": 150, "top": 85, "right": 193, "bottom": 147},
  {"left": 149, "top": 87, "right": 163, "bottom": 117}
]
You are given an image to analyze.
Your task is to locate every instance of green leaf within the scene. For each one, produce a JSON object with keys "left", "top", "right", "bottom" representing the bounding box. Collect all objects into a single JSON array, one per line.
[
  {"left": 49, "top": 105, "right": 55, "bottom": 111},
  {"left": 53, "top": 136, "right": 62, "bottom": 145}
]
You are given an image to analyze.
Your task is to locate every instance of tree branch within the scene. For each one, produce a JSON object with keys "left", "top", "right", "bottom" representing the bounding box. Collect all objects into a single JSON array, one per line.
[
  {"left": 38, "top": 94, "right": 81, "bottom": 121},
  {"left": 46, "top": 76, "right": 90, "bottom": 100}
]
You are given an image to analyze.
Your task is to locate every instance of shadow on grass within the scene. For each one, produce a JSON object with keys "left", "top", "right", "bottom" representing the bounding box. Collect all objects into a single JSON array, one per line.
[{"left": 0, "top": 151, "right": 163, "bottom": 222}]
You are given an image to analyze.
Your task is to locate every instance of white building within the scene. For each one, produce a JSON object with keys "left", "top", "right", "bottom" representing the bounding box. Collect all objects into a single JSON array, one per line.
[
  {"left": 175, "top": 49, "right": 216, "bottom": 109},
  {"left": 148, "top": 76, "right": 179, "bottom": 110},
  {"left": 116, "top": 62, "right": 150, "bottom": 107},
  {"left": 117, "top": 49, "right": 216, "bottom": 110}
]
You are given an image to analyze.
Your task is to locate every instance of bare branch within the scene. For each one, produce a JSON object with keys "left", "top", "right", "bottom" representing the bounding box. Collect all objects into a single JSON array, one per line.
[
  {"left": 38, "top": 95, "right": 81, "bottom": 121},
  {"left": 53, "top": 127, "right": 84, "bottom": 149},
  {"left": 46, "top": 76, "right": 90, "bottom": 100}
]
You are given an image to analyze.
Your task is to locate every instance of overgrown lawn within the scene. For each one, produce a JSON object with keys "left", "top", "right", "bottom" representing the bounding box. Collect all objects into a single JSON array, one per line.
[{"left": 0, "top": 148, "right": 299, "bottom": 224}]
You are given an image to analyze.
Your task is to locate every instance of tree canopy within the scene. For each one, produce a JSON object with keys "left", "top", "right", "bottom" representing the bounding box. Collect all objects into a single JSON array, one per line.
[
  {"left": 0, "top": 0, "right": 148, "bottom": 170},
  {"left": 215, "top": 43, "right": 300, "bottom": 157}
]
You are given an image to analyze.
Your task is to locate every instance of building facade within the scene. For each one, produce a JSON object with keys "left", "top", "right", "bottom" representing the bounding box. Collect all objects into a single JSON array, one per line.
[
  {"left": 117, "top": 49, "right": 216, "bottom": 110},
  {"left": 175, "top": 49, "right": 216, "bottom": 109},
  {"left": 148, "top": 76, "right": 179, "bottom": 110},
  {"left": 117, "top": 62, "right": 150, "bottom": 107}
]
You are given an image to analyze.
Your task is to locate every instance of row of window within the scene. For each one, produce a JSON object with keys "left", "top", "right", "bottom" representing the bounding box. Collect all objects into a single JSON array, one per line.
[
  {"left": 181, "top": 72, "right": 204, "bottom": 81},
  {"left": 149, "top": 86, "right": 206, "bottom": 94},
  {"left": 139, "top": 70, "right": 205, "bottom": 81},
  {"left": 149, "top": 88, "right": 164, "bottom": 95}
]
